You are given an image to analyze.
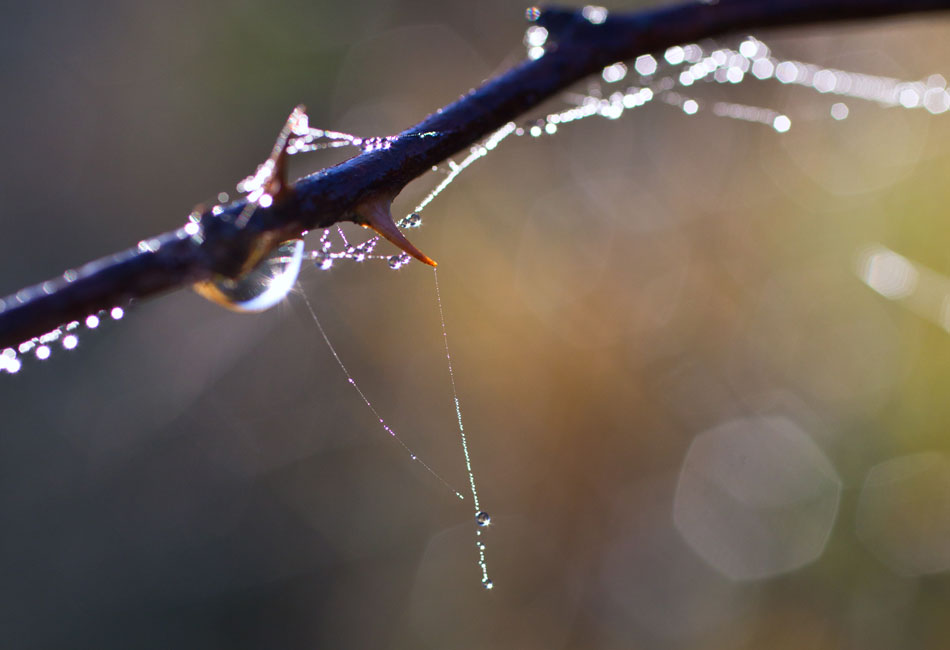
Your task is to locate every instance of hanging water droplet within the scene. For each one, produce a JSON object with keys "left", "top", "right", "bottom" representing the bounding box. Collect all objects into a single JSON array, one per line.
[
  {"left": 482, "top": 579, "right": 494, "bottom": 590},
  {"left": 35, "top": 345, "right": 50, "bottom": 361},
  {"left": 476, "top": 511, "right": 491, "bottom": 527},
  {"left": 404, "top": 213, "right": 422, "bottom": 228},
  {"left": 194, "top": 239, "right": 305, "bottom": 312},
  {"left": 312, "top": 251, "right": 333, "bottom": 270}
]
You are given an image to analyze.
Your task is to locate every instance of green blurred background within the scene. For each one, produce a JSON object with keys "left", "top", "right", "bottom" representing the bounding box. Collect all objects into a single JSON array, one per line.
[{"left": 4, "top": 1, "right": 950, "bottom": 648}]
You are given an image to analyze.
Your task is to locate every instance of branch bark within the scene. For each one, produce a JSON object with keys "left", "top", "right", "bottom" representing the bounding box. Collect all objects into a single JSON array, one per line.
[{"left": 1, "top": 0, "right": 948, "bottom": 348}]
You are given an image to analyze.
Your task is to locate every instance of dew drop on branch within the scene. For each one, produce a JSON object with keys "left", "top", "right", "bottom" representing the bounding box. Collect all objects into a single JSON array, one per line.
[{"left": 194, "top": 239, "right": 305, "bottom": 312}]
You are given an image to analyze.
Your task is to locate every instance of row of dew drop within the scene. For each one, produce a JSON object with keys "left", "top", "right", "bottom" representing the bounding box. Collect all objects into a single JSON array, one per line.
[{"left": 1, "top": 307, "right": 125, "bottom": 374}]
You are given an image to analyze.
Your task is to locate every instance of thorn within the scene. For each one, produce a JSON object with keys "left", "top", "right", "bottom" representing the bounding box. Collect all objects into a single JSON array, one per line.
[
  {"left": 358, "top": 199, "right": 437, "bottom": 267},
  {"left": 235, "top": 105, "right": 306, "bottom": 228},
  {"left": 265, "top": 104, "right": 307, "bottom": 199}
]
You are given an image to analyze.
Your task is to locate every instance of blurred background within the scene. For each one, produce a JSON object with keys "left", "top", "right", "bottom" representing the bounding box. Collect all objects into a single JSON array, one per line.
[{"left": 3, "top": 1, "right": 950, "bottom": 648}]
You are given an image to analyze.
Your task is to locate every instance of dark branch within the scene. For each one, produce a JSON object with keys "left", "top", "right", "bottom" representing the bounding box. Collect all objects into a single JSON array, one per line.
[{"left": 1, "top": 0, "right": 948, "bottom": 348}]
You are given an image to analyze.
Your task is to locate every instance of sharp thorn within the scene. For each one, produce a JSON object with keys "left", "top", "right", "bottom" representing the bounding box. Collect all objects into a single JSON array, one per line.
[
  {"left": 358, "top": 199, "right": 437, "bottom": 267},
  {"left": 266, "top": 104, "right": 307, "bottom": 197}
]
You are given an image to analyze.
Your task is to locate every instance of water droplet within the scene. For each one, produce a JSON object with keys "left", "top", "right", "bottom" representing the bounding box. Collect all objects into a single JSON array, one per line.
[
  {"left": 482, "top": 579, "right": 494, "bottom": 590},
  {"left": 476, "top": 511, "right": 491, "bottom": 527},
  {"left": 35, "top": 345, "right": 50, "bottom": 361},
  {"left": 634, "top": 54, "right": 657, "bottom": 76},
  {"left": 110, "top": 307, "right": 124, "bottom": 320},
  {"left": 62, "top": 334, "right": 78, "bottom": 350},
  {"left": 195, "top": 239, "right": 305, "bottom": 312},
  {"left": 85, "top": 315, "right": 100, "bottom": 329},
  {"left": 525, "top": 6, "right": 541, "bottom": 21},
  {"left": 312, "top": 251, "right": 333, "bottom": 270},
  {"left": 404, "top": 213, "right": 422, "bottom": 228},
  {"left": 831, "top": 102, "right": 849, "bottom": 120},
  {"left": 772, "top": 114, "right": 791, "bottom": 133},
  {"left": 582, "top": 5, "right": 607, "bottom": 24},
  {"left": 388, "top": 255, "right": 403, "bottom": 270}
]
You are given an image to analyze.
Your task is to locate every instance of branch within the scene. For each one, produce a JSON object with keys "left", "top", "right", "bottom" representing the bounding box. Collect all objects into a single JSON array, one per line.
[{"left": 1, "top": 0, "right": 948, "bottom": 348}]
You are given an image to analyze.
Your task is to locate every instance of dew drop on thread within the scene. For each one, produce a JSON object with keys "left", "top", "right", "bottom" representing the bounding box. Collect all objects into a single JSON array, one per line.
[{"left": 476, "top": 511, "right": 491, "bottom": 527}]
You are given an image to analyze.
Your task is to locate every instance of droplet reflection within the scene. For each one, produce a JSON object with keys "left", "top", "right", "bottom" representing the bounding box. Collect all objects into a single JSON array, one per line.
[{"left": 195, "top": 239, "right": 304, "bottom": 312}]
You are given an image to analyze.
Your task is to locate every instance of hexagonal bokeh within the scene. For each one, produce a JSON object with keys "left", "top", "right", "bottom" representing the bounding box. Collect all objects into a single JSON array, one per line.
[
  {"left": 856, "top": 452, "right": 950, "bottom": 576},
  {"left": 674, "top": 416, "right": 842, "bottom": 580}
]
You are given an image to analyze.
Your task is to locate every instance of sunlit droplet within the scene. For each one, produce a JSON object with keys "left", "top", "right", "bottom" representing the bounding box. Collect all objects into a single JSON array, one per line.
[
  {"left": 476, "top": 511, "right": 491, "bottom": 527},
  {"left": 772, "top": 115, "right": 791, "bottom": 133},
  {"left": 196, "top": 239, "right": 305, "bottom": 312},
  {"left": 831, "top": 102, "right": 850, "bottom": 120},
  {"left": 665, "top": 46, "right": 685, "bottom": 65},
  {"left": 525, "top": 6, "right": 541, "bottom": 21},
  {"left": 751, "top": 58, "right": 774, "bottom": 80},
  {"left": 775, "top": 61, "right": 798, "bottom": 83},
  {"left": 313, "top": 252, "right": 333, "bottom": 271},
  {"left": 739, "top": 39, "right": 758, "bottom": 59},
  {"left": 35, "top": 345, "right": 50, "bottom": 361},
  {"left": 602, "top": 62, "right": 627, "bottom": 83},
  {"left": 110, "top": 306, "right": 124, "bottom": 320},
  {"left": 85, "top": 315, "right": 100, "bottom": 329},
  {"left": 524, "top": 25, "right": 548, "bottom": 48},
  {"left": 634, "top": 54, "right": 657, "bottom": 76},
  {"left": 582, "top": 5, "right": 608, "bottom": 24},
  {"left": 482, "top": 579, "right": 494, "bottom": 590},
  {"left": 62, "top": 334, "right": 78, "bottom": 350}
]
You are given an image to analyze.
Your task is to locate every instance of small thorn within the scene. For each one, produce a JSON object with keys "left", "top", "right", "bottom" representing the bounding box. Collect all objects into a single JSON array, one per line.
[
  {"left": 358, "top": 199, "right": 437, "bottom": 267},
  {"left": 266, "top": 104, "right": 307, "bottom": 198},
  {"left": 235, "top": 105, "right": 306, "bottom": 228}
]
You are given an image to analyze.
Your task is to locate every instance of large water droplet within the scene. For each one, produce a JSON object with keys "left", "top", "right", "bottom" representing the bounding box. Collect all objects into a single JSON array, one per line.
[
  {"left": 482, "top": 578, "right": 494, "bottom": 590},
  {"left": 195, "top": 239, "right": 304, "bottom": 312},
  {"left": 476, "top": 511, "right": 491, "bottom": 527}
]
